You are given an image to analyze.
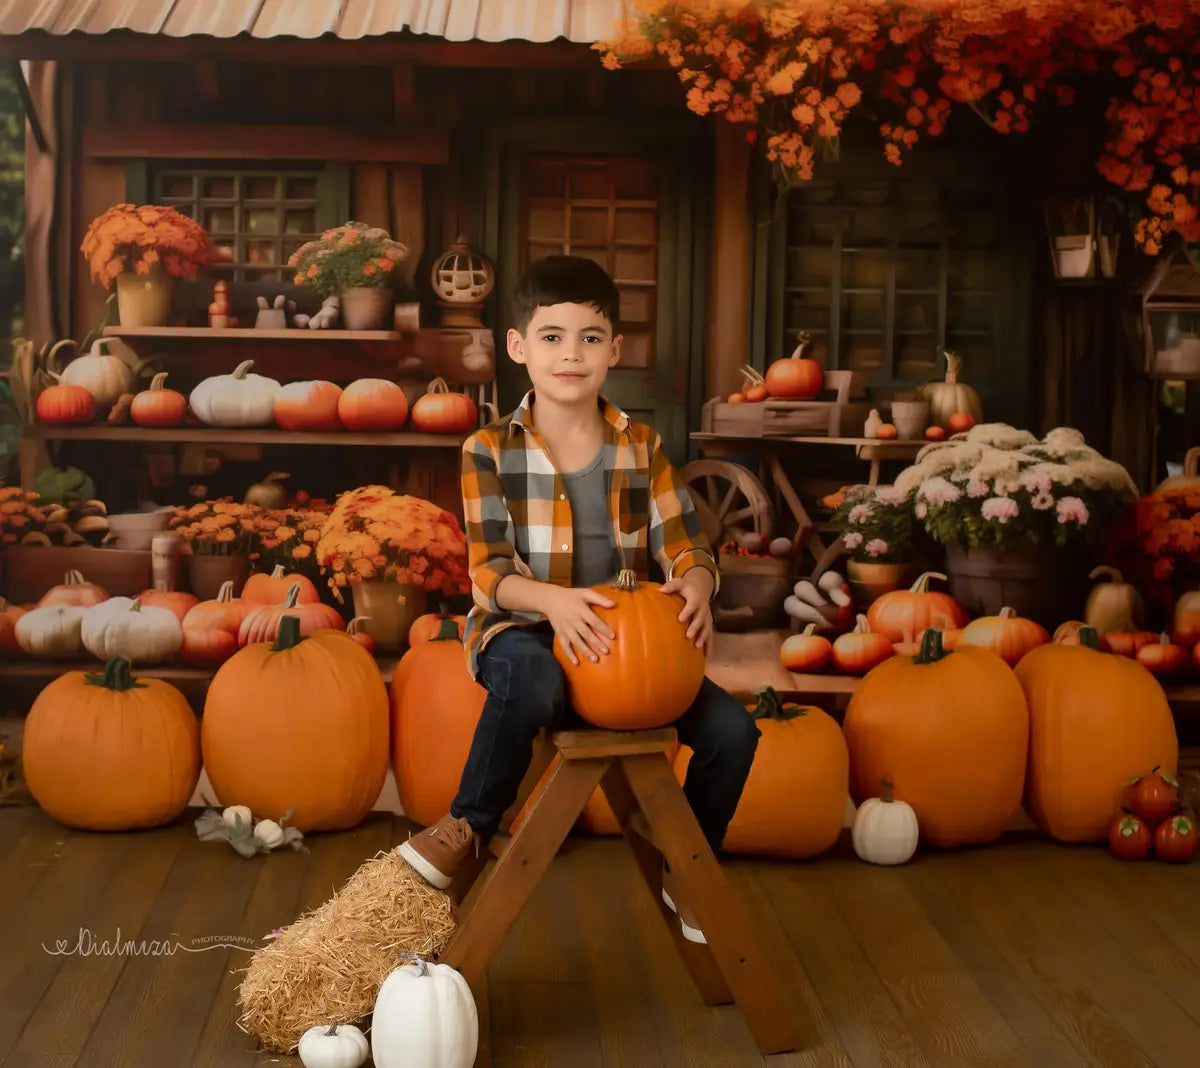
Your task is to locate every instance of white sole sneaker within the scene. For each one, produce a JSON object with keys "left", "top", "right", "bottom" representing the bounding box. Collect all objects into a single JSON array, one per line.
[
  {"left": 661, "top": 887, "right": 707, "bottom": 944},
  {"left": 397, "top": 837, "right": 453, "bottom": 890}
]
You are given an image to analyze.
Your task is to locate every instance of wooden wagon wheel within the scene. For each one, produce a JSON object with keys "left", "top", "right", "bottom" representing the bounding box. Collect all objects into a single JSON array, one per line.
[{"left": 679, "top": 460, "right": 773, "bottom": 549}]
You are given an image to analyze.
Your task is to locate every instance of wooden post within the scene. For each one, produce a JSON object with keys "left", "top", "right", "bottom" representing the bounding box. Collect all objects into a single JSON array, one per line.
[{"left": 705, "top": 121, "right": 754, "bottom": 405}]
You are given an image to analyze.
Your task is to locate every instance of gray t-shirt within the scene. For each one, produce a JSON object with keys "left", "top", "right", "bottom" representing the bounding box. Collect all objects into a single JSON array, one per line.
[{"left": 562, "top": 448, "right": 621, "bottom": 587}]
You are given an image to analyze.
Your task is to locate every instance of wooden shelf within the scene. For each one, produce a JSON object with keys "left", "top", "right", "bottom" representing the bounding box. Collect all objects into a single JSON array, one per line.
[
  {"left": 104, "top": 326, "right": 407, "bottom": 344},
  {"left": 22, "top": 425, "right": 466, "bottom": 448}
]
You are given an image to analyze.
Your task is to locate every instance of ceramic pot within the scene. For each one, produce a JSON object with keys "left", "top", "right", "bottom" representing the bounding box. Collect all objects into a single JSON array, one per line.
[
  {"left": 339, "top": 286, "right": 393, "bottom": 331},
  {"left": 351, "top": 580, "right": 426, "bottom": 653},
  {"left": 116, "top": 271, "right": 173, "bottom": 327},
  {"left": 186, "top": 553, "right": 250, "bottom": 601},
  {"left": 847, "top": 560, "right": 914, "bottom": 606}
]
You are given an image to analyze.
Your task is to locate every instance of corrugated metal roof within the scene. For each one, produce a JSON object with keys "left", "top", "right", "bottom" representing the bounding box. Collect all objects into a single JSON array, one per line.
[{"left": 0, "top": 0, "right": 628, "bottom": 42}]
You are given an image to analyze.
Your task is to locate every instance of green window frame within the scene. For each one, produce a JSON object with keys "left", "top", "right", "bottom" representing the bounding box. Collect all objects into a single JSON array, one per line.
[{"left": 125, "top": 162, "right": 350, "bottom": 284}]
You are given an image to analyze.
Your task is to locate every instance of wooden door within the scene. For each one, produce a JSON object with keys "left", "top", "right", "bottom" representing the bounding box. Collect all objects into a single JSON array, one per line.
[{"left": 495, "top": 145, "right": 701, "bottom": 463}]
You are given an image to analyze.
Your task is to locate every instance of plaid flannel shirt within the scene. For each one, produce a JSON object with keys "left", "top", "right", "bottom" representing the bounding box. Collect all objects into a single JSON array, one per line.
[{"left": 459, "top": 390, "right": 719, "bottom": 679}]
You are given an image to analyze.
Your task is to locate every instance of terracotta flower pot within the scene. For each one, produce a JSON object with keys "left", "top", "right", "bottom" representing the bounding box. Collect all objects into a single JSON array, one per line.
[
  {"left": 351, "top": 580, "right": 426, "bottom": 653},
  {"left": 186, "top": 554, "right": 250, "bottom": 601},
  {"left": 847, "top": 560, "right": 914, "bottom": 606},
  {"left": 339, "top": 286, "right": 393, "bottom": 331}
]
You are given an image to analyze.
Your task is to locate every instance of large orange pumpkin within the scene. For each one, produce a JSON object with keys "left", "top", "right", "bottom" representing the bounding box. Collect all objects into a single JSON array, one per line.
[
  {"left": 237, "top": 583, "right": 344, "bottom": 646},
  {"left": 202, "top": 616, "right": 389, "bottom": 831},
  {"left": 865, "top": 571, "right": 967, "bottom": 643},
  {"left": 957, "top": 606, "right": 1048, "bottom": 666},
  {"left": 389, "top": 617, "right": 486, "bottom": 827},
  {"left": 1014, "top": 626, "right": 1178, "bottom": 843},
  {"left": 675, "top": 688, "right": 848, "bottom": 858},
  {"left": 843, "top": 629, "right": 1028, "bottom": 848},
  {"left": 23, "top": 656, "right": 201, "bottom": 830},
  {"left": 0, "top": 597, "right": 26, "bottom": 657},
  {"left": 553, "top": 569, "right": 705, "bottom": 730},
  {"left": 241, "top": 564, "right": 321, "bottom": 605}
]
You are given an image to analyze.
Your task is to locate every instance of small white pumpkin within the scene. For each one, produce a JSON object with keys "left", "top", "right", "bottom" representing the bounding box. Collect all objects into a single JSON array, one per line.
[
  {"left": 87, "top": 600, "right": 182, "bottom": 664},
  {"left": 371, "top": 955, "right": 478, "bottom": 1068},
  {"left": 222, "top": 805, "right": 252, "bottom": 830},
  {"left": 58, "top": 337, "right": 144, "bottom": 410},
  {"left": 15, "top": 604, "right": 86, "bottom": 659},
  {"left": 81, "top": 596, "right": 138, "bottom": 658},
  {"left": 298, "top": 1023, "right": 369, "bottom": 1068},
  {"left": 253, "top": 818, "right": 284, "bottom": 848},
  {"left": 189, "top": 359, "right": 281, "bottom": 427},
  {"left": 1083, "top": 565, "right": 1144, "bottom": 635},
  {"left": 851, "top": 778, "right": 919, "bottom": 866}
]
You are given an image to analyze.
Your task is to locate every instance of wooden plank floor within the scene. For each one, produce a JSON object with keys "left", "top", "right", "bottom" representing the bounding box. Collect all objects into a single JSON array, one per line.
[{"left": 3, "top": 808, "right": 1200, "bottom": 1067}]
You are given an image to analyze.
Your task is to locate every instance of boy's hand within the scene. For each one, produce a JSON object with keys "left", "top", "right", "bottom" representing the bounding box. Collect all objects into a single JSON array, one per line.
[
  {"left": 660, "top": 567, "right": 715, "bottom": 656},
  {"left": 543, "top": 585, "right": 616, "bottom": 666}
]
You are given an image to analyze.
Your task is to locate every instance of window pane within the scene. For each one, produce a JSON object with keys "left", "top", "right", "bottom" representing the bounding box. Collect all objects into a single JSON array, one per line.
[
  {"left": 245, "top": 176, "right": 278, "bottom": 200},
  {"left": 203, "top": 175, "right": 235, "bottom": 199}
]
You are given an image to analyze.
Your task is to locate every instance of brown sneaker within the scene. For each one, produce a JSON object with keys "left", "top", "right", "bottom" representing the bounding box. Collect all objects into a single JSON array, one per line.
[
  {"left": 397, "top": 814, "right": 479, "bottom": 890},
  {"left": 661, "top": 860, "right": 707, "bottom": 945}
]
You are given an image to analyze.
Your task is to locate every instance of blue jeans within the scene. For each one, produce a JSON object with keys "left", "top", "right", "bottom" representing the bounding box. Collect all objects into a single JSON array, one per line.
[{"left": 450, "top": 623, "right": 760, "bottom": 850}]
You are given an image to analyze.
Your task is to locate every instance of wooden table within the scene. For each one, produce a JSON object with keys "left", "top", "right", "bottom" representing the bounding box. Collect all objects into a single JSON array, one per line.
[{"left": 690, "top": 432, "right": 924, "bottom": 567}]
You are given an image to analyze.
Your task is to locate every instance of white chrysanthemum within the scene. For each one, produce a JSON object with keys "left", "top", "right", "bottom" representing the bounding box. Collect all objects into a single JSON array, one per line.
[
  {"left": 964, "top": 423, "right": 1037, "bottom": 450},
  {"left": 1065, "top": 457, "right": 1138, "bottom": 495},
  {"left": 973, "top": 449, "right": 1022, "bottom": 481},
  {"left": 1042, "top": 427, "right": 1087, "bottom": 452}
]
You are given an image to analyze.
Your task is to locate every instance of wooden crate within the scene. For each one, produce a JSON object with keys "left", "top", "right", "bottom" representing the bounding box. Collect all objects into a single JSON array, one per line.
[
  {"left": 700, "top": 370, "right": 872, "bottom": 437},
  {"left": 0, "top": 545, "right": 153, "bottom": 604}
]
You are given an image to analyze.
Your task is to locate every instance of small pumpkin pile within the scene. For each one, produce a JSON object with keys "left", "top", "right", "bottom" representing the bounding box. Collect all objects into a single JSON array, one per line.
[
  {"left": 726, "top": 333, "right": 823, "bottom": 403},
  {"left": 1106, "top": 767, "right": 1195, "bottom": 864}
]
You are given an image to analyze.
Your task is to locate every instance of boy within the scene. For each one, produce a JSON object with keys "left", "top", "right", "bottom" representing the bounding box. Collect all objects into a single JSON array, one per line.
[{"left": 398, "top": 254, "right": 759, "bottom": 944}]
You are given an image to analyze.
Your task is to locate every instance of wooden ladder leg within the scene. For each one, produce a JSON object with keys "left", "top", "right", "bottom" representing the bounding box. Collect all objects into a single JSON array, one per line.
[
  {"left": 621, "top": 753, "right": 807, "bottom": 1056},
  {"left": 599, "top": 759, "right": 733, "bottom": 1007},
  {"left": 438, "top": 755, "right": 610, "bottom": 986}
]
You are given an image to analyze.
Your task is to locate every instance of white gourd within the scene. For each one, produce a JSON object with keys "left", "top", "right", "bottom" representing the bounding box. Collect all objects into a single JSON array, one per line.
[
  {"left": 15, "top": 605, "right": 87, "bottom": 659},
  {"left": 253, "top": 819, "right": 284, "bottom": 848},
  {"left": 222, "top": 805, "right": 252, "bottom": 830},
  {"left": 190, "top": 359, "right": 280, "bottom": 427},
  {"left": 58, "top": 338, "right": 142, "bottom": 409},
  {"left": 371, "top": 955, "right": 478, "bottom": 1068},
  {"left": 851, "top": 779, "right": 919, "bottom": 865},
  {"left": 298, "top": 1024, "right": 369, "bottom": 1068},
  {"left": 81, "top": 596, "right": 138, "bottom": 658},
  {"left": 91, "top": 602, "right": 182, "bottom": 664}
]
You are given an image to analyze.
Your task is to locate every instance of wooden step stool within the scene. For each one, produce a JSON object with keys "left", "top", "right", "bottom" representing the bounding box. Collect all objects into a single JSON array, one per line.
[{"left": 437, "top": 727, "right": 804, "bottom": 1057}]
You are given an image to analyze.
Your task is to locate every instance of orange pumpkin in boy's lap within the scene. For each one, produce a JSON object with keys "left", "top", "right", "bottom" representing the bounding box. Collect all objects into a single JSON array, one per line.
[
  {"left": 553, "top": 568, "right": 706, "bottom": 731},
  {"left": 390, "top": 617, "right": 486, "bottom": 828}
]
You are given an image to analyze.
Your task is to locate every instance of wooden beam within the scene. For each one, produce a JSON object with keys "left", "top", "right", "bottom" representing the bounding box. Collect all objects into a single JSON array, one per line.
[
  {"left": 0, "top": 34, "right": 604, "bottom": 68},
  {"left": 82, "top": 122, "right": 449, "bottom": 165}
]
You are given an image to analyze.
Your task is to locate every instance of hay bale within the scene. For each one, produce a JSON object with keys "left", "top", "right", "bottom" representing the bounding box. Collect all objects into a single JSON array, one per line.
[{"left": 237, "top": 849, "right": 456, "bottom": 1053}]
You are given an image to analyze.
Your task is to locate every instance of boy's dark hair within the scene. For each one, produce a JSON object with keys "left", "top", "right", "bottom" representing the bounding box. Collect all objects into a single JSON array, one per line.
[{"left": 511, "top": 254, "right": 620, "bottom": 334}]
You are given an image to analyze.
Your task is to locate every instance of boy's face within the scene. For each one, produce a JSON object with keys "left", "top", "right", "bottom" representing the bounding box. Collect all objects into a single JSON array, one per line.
[{"left": 507, "top": 301, "right": 622, "bottom": 407}]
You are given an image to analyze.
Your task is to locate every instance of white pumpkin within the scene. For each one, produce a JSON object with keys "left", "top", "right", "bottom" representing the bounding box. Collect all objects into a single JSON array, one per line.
[
  {"left": 58, "top": 338, "right": 143, "bottom": 409},
  {"left": 1083, "top": 565, "right": 1144, "bottom": 635},
  {"left": 921, "top": 348, "right": 982, "bottom": 431},
  {"left": 253, "top": 818, "right": 284, "bottom": 848},
  {"left": 851, "top": 779, "right": 919, "bottom": 865},
  {"left": 371, "top": 956, "right": 477, "bottom": 1068},
  {"left": 298, "top": 1024, "right": 369, "bottom": 1068},
  {"left": 222, "top": 805, "right": 252, "bottom": 830},
  {"left": 189, "top": 359, "right": 280, "bottom": 427},
  {"left": 81, "top": 596, "right": 138, "bottom": 658},
  {"left": 86, "top": 601, "right": 182, "bottom": 664},
  {"left": 15, "top": 605, "right": 86, "bottom": 659}
]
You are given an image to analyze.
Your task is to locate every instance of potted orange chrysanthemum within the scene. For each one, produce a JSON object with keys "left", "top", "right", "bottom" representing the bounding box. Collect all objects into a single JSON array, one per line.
[{"left": 81, "top": 203, "right": 214, "bottom": 327}]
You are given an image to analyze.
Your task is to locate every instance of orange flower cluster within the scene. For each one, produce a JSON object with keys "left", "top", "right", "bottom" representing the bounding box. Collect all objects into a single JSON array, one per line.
[
  {"left": 287, "top": 222, "right": 407, "bottom": 298},
  {"left": 598, "top": 1, "right": 1200, "bottom": 253},
  {"left": 315, "top": 486, "right": 470, "bottom": 600},
  {"left": 168, "top": 500, "right": 264, "bottom": 557},
  {"left": 1130, "top": 487, "right": 1200, "bottom": 583},
  {"left": 81, "top": 203, "right": 214, "bottom": 289},
  {"left": 0, "top": 487, "right": 51, "bottom": 546}
]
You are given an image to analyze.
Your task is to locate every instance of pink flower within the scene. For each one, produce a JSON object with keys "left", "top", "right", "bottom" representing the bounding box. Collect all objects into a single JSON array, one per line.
[
  {"left": 981, "top": 496, "right": 1020, "bottom": 523},
  {"left": 918, "top": 477, "right": 961, "bottom": 504},
  {"left": 1056, "top": 496, "right": 1089, "bottom": 525},
  {"left": 865, "top": 538, "right": 888, "bottom": 557},
  {"left": 874, "top": 485, "right": 903, "bottom": 506},
  {"left": 966, "top": 480, "right": 990, "bottom": 499},
  {"left": 843, "top": 531, "right": 863, "bottom": 549},
  {"left": 848, "top": 505, "right": 872, "bottom": 524}
]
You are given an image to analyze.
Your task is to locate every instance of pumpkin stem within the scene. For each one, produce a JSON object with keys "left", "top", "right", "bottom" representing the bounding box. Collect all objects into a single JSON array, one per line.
[
  {"left": 1077, "top": 625, "right": 1101, "bottom": 650},
  {"left": 400, "top": 952, "right": 430, "bottom": 976},
  {"left": 149, "top": 371, "right": 169, "bottom": 391},
  {"left": 84, "top": 655, "right": 146, "bottom": 691},
  {"left": 428, "top": 377, "right": 449, "bottom": 394},
  {"left": 938, "top": 347, "right": 962, "bottom": 384},
  {"left": 612, "top": 569, "right": 640, "bottom": 592},
  {"left": 231, "top": 360, "right": 255, "bottom": 380},
  {"left": 215, "top": 580, "right": 235, "bottom": 603},
  {"left": 325, "top": 1024, "right": 339, "bottom": 1036},
  {"left": 998, "top": 606, "right": 1016, "bottom": 619},
  {"left": 880, "top": 777, "right": 895, "bottom": 802},
  {"left": 1088, "top": 565, "right": 1125, "bottom": 584},
  {"left": 431, "top": 617, "right": 461, "bottom": 642},
  {"left": 914, "top": 627, "right": 950, "bottom": 664},
  {"left": 282, "top": 583, "right": 302, "bottom": 609},
  {"left": 752, "top": 686, "right": 806, "bottom": 721},
  {"left": 791, "top": 330, "right": 811, "bottom": 357},
  {"left": 272, "top": 614, "right": 304, "bottom": 651},
  {"left": 910, "top": 571, "right": 946, "bottom": 594}
]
